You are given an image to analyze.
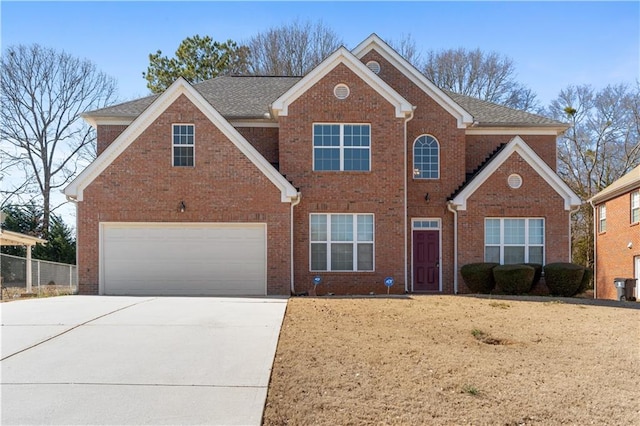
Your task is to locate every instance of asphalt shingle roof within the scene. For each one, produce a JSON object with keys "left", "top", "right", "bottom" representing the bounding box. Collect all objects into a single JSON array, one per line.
[{"left": 85, "top": 76, "right": 565, "bottom": 128}]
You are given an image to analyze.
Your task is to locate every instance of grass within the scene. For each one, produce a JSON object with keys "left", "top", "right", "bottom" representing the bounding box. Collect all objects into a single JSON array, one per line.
[
  {"left": 263, "top": 295, "right": 640, "bottom": 425},
  {"left": 0, "top": 285, "right": 75, "bottom": 302}
]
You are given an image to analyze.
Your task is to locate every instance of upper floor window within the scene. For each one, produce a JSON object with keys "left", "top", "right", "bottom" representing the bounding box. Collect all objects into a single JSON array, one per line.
[
  {"left": 313, "top": 124, "right": 370, "bottom": 171},
  {"left": 310, "top": 213, "right": 374, "bottom": 271},
  {"left": 485, "top": 218, "right": 545, "bottom": 265},
  {"left": 598, "top": 204, "right": 607, "bottom": 232},
  {"left": 632, "top": 191, "right": 639, "bottom": 224},
  {"left": 173, "top": 124, "right": 194, "bottom": 167},
  {"left": 413, "top": 135, "right": 439, "bottom": 179}
]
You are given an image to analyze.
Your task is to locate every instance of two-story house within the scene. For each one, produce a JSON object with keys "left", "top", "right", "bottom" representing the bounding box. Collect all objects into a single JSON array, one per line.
[
  {"left": 64, "top": 34, "right": 581, "bottom": 296},
  {"left": 589, "top": 165, "right": 640, "bottom": 300}
]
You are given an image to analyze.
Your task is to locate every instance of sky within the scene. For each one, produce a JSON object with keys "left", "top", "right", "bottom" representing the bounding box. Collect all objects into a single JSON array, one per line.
[{"left": 1, "top": 1, "right": 639, "bottom": 227}]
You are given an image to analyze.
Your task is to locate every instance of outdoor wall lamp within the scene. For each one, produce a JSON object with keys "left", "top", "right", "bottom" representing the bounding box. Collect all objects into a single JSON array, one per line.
[
  {"left": 425, "top": 193, "right": 430, "bottom": 202},
  {"left": 178, "top": 201, "right": 186, "bottom": 213}
]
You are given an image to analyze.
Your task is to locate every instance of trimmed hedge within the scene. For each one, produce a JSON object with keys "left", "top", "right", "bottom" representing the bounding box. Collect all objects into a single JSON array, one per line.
[
  {"left": 493, "top": 264, "right": 535, "bottom": 295},
  {"left": 460, "top": 263, "right": 499, "bottom": 293},
  {"left": 543, "top": 263, "right": 585, "bottom": 297},
  {"left": 521, "top": 263, "right": 543, "bottom": 286}
]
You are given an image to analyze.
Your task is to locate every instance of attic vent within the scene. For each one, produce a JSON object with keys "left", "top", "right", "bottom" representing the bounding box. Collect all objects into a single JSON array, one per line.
[
  {"left": 508, "top": 174, "right": 523, "bottom": 189},
  {"left": 366, "top": 60, "right": 381, "bottom": 74},
  {"left": 334, "top": 84, "right": 350, "bottom": 100}
]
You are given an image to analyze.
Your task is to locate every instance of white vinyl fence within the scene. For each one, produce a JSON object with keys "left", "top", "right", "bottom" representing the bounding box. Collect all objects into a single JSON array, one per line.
[{"left": 0, "top": 253, "right": 77, "bottom": 293}]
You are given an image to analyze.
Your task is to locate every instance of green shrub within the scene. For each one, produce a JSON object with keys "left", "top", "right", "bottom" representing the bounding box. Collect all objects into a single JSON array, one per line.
[
  {"left": 577, "top": 268, "right": 593, "bottom": 294},
  {"left": 460, "top": 263, "right": 499, "bottom": 293},
  {"left": 493, "top": 264, "right": 535, "bottom": 295},
  {"left": 543, "top": 263, "right": 585, "bottom": 297},
  {"left": 521, "top": 263, "right": 543, "bottom": 286}
]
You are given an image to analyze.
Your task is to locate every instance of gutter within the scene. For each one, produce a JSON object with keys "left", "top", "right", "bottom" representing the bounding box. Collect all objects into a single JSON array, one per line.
[
  {"left": 404, "top": 107, "right": 415, "bottom": 293},
  {"left": 65, "top": 194, "right": 80, "bottom": 293},
  {"left": 447, "top": 202, "right": 459, "bottom": 294}
]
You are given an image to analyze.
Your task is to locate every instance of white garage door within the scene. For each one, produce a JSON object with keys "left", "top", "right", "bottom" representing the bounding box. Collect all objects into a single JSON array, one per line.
[{"left": 101, "top": 223, "right": 266, "bottom": 296}]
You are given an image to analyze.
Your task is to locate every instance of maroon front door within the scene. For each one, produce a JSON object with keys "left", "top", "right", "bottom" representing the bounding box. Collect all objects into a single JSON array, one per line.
[{"left": 413, "top": 230, "right": 440, "bottom": 291}]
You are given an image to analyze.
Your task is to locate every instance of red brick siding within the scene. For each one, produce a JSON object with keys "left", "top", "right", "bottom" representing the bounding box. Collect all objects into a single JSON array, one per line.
[
  {"left": 278, "top": 63, "right": 407, "bottom": 294},
  {"left": 362, "top": 51, "right": 467, "bottom": 293},
  {"left": 96, "top": 125, "right": 128, "bottom": 155},
  {"left": 465, "top": 134, "right": 557, "bottom": 174},
  {"left": 594, "top": 189, "right": 640, "bottom": 299},
  {"left": 235, "top": 127, "right": 280, "bottom": 166},
  {"left": 456, "top": 153, "right": 571, "bottom": 293},
  {"left": 77, "top": 94, "right": 291, "bottom": 295}
]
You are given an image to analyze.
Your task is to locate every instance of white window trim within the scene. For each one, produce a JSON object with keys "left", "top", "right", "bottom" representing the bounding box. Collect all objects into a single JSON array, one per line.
[
  {"left": 309, "top": 213, "right": 375, "bottom": 272},
  {"left": 631, "top": 191, "right": 639, "bottom": 224},
  {"left": 312, "top": 123, "right": 371, "bottom": 172},
  {"left": 484, "top": 218, "right": 545, "bottom": 265},
  {"left": 412, "top": 218, "right": 441, "bottom": 230},
  {"left": 599, "top": 204, "right": 607, "bottom": 233},
  {"left": 172, "top": 123, "right": 195, "bottom": 167},
  {"left": 412, "top": 134, "right": 440, "bottom": 180}
]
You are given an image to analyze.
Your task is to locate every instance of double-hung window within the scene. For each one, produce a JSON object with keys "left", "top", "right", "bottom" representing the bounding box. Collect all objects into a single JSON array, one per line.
[
  {"left": 631, "top": 191, "right": 639, "bottom": 224},
  {"left": 173, "top": 124, "right": 194, "bottom": 167},
  {"left": 310, "top": 213, "right": 374, "bottom": 271},
  {"left": 485, "top": 218, "right": 545, "bottom": 264},
  {"left": 313, "top": 124, "right": 370, "bottom": 171},
  {"left": 599, "top": 204, "right": 607, "bottom": 232}
]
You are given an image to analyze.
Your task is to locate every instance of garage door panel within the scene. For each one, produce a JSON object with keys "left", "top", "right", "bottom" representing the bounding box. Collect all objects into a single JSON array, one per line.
[{"left": 101, "top": 223, "right": 266, "bottom": 296}]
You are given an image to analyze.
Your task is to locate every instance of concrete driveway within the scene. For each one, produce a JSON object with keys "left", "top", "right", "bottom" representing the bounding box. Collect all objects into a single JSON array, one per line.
[{"left": 1, "top": 296, "right": 288, "bottom": 425}]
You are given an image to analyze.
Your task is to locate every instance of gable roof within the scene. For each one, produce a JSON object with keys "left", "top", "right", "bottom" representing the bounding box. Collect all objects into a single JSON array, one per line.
[
  {"left": 84, "top": 76, "right": 302, "bottom": 126},
  {"left": 446, "top": 91, "right": 567, "bottom": 128},
  {"left": 352, "top": 34, "right": 474, "bottom": 129},
  {"left": 448, "top": 136, "right": 582, "bottom": 211},
  {"left": 588, "top": 164, "right": 640, "bottom": 204},
  {"left": 65, "top": 78, "right": 299, "bottom": 203},
  {"left": 271, "top": 46, "right": 413, "bottom": 119}
]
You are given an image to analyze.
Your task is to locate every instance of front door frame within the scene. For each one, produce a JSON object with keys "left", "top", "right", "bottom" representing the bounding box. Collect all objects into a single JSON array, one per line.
[{"left": 411, "top": 218, "right": 442, "bottom": 292}]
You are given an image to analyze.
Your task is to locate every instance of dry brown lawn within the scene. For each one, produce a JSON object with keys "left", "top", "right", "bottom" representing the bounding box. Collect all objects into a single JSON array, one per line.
[
  {"left": 0, "top": 285, "right": 74, "bottom": 302},
  {"left": 263, "top": 295, "right": 640, "bottom": 425}
]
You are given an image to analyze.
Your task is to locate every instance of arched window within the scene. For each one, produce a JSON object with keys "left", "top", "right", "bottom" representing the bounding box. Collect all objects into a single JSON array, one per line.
[{"left": 413, "top": 135, "right": 439, "bottom": 179}]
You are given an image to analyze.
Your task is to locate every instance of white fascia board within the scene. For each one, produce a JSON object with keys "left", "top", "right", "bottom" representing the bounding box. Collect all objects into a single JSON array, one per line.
[
  {"left": 229, "top": 120, "right": 279, "bottom": 128},
  {"left": 465, "top": 126, "right": 568, "bottom": 136},
  {"left": 352, "top": 34, "right": 474, "bottom": 129},
  {"left": 450, "top": 136, "right": 582, "bottom": 211},
  {"left": 65, "top": 77, "right": 299, "bottom": 203},
  {"left": 83, "top": 116, "right": 135, "bottom": 128},
  {"left": 271, "top": 46, "right": 413, "bottom": 119}
]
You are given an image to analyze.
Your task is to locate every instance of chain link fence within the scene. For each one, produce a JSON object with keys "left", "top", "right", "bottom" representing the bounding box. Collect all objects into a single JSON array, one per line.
[{"left": 1, "top": 253, "right": 77, "bottom": 294}]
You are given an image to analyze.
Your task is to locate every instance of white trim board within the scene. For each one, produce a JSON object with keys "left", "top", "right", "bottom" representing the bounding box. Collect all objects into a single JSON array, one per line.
[{"left": 65, "top": 78, "right": 299, "bottom": 203}]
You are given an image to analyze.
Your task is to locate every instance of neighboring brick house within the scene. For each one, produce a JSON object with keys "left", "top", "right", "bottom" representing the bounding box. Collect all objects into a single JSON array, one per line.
[
  {"left": 588, "top": 165, "right": 640, "bottom": 300},
  {"left": 64, "top": 34, "right": 581, "bottom": 296}
]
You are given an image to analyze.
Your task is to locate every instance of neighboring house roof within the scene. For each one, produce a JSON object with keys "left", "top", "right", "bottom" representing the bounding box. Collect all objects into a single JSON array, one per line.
[
  {"left": 271, "top": 46, "right": 413, "bottom": 119},
  {"left": 448, "top": 136, "right": 582, "bottom": 211},
  {"left": 65, "top": 78, "right": 299, "bottom": 203},
  {"left": 588, "top": 164, "right": 640, "bottom": 204},
  {"left": 0, "top": 229, "right": 47, "bottom": 246}
]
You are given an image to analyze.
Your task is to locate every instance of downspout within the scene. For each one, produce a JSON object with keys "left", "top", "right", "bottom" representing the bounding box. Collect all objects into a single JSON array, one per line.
[
  {"left": 404, "top": 107, "right": 415, "bottom": 293},
  {"left": 290, "top": 193, "right": 302, "bottom": 295},
  {"left": 447, "top": 202, "right": 458, "bottom": 294},
  {"left": 588, "top": 199, "right": 597, "bottom": 299}
]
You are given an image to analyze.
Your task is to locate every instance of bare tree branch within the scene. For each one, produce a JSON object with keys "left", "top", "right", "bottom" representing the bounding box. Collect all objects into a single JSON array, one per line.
[{"left": 1, "top": 44, "right": 118, "bottom": 235}]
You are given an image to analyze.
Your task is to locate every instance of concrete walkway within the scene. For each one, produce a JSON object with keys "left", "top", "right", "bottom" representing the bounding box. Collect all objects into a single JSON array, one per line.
[{"left": 1, "top": 296, "right": 288, "bottom": 425}]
